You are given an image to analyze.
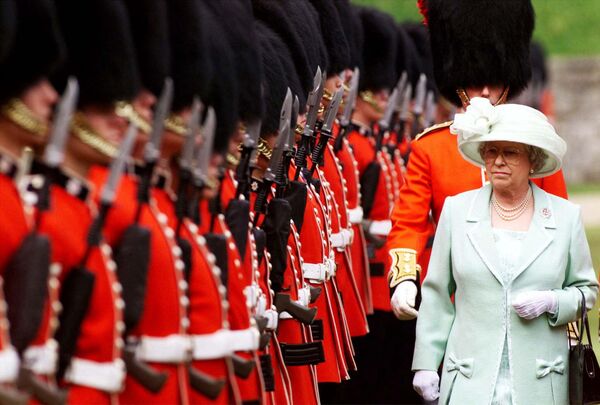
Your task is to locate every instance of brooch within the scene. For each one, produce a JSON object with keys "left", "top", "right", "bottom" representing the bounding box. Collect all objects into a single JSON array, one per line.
[{"left": 541, "top": 207, "right": 552, "bottom": 219}]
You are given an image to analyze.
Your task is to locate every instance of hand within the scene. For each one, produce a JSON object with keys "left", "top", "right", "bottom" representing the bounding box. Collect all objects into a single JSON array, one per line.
[
  {"left": 413, "top": 370, "right": 440, "bottom": 401},
  {"left": 512, "top": 290, "right": 558, "bottom": 320},
  {"left": 391, "top": 281, "right": 418, "bottom": 320}
]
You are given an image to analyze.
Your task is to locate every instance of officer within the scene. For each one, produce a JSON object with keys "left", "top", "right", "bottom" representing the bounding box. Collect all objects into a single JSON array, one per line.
[{"left": 386, "top": 3, "right": 569, "bottom": 402}]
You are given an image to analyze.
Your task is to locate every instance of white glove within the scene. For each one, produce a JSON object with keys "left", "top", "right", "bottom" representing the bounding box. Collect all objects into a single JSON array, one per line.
[
  {"left": 391, "top": 281, "right": 418, "bottom": 320},
  {"left": 413, "top": 370, "right": 440, "bottom": 401},
  {"left": 512, "top": 290, "right": 558, "bottom": 320}
]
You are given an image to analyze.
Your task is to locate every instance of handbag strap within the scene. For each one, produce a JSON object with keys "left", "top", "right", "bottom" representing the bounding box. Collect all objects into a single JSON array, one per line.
[{"left": 577, "top": 288, "right": 593, "bottom": 348}]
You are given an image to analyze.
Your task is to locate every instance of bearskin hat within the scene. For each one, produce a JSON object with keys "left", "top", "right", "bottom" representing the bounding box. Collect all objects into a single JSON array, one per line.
[
  {"left": 200, "top": 2, "right": 239, "bottom": 154},
  {"left": 427, "top": 0, "right": 534, "bottom": 106},
  {"left": 333, "top": 0, "right": 362, "bottom": 70},
  {"left": 253, "top": 0, "right": 313, "bottom": 100},
  {"left": 205, "top": 0, "right": 263, "bottom": 122},
  {"left": 255, "top": 22, "right": 304, "bottom": 137},
  {"left": 403, "top": 22, "right": 437, "bottom": 96},
  {"left": 0, "top": 0, "right": 16, "bottom": 64},
  {"left": 308, "top": 0, "right": 351, "bottom": 75},
  {"left": 122, "top": 0, "right": 170, "bottom": 97},
  {"left": 53, "top": 0, "right": 139, "bottom": 108},
  {"left": 0, "top": 0, "right": 65, "bottom": 104},
  {"left": 167, "top": 0, "right": 211, "bottom": 112},
  {"left": 357, "top": 7, "right": 397, "bottom": 92}
]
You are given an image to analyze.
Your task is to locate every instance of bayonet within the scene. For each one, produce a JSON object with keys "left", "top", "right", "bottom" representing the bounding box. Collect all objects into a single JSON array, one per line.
[
  {"left": 100, "top": 122, "right": 138, "bottom": 205},
  {"left": 193, "top": 106, "right": 216, "bottom": 188},
  {"left": 264, "top": 89, "right": 292, "bottom": 184},
  {"left": 399, "top": 84, "right": 413, "bottom": 122},
  {"left": 44, "top": 77, "right": 78, "bottom": 168},
  {"left": 334, "top": 68, "right": 359, "bottom": 152},
  {"left": 423, "top": 90, "right": 436, "bottom": 129},
  {"left": 413, "top": 73, "right": 427, "bottom": 117},
  {"left": 307, "top": 86, "right": 343, "bottom": 177},
  {"left": 143, "top": 78, "right": 173, "bottom": 164},
  {"left": 295, "top": 68, "right": 323, "bottom": 180},
  {"left": 378, "top": 87, "right": 399, "bottom": 134},
  {"left": 180, "top": 97, "right": 203, "bottom": 172},
  {"left": 394, "top": 72, "right": 408, "bottom": 113}
]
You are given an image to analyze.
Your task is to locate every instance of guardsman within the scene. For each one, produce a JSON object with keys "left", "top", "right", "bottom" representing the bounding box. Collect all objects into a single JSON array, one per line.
[
  {"left": 386, "top": 0, "right": 568, "bottom": 401},
  {"left": 252, "top": 20, "right": 322, "bottom": 405},
  {"left": 0, "top": 0, "right": 63, "bottom": 400},
  {"left": 310, "top": 0, "right": 369, "bottom": 341}
]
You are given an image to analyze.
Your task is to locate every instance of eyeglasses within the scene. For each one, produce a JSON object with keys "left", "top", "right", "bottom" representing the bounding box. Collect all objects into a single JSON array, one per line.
[{"left": 482, "top": 146, "right": 526, "bottom": 165}]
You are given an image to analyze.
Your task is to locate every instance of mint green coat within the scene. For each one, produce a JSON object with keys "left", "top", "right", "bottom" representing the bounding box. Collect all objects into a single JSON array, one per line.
[{"left": 412, "top": 183, "right": 598, "bottom": 405}]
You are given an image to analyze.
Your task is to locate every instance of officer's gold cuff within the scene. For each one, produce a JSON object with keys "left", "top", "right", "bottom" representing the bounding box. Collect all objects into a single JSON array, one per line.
[{"left": 388, "top": 248, "right": 421, "bottom": 288}]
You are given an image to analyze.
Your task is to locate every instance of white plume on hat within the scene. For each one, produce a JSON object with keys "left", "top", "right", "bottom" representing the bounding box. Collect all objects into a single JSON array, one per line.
[{"left": 450, "top": 97, "right": 567, "bottom": 178}]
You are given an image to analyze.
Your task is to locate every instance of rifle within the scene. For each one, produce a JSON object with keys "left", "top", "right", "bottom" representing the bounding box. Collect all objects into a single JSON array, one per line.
[
  {"left": 275, "top": 95, "right": 298, "bottom": 199},
  {"left": 333, "top": 67, "right": 359, "bottom": 153},
  {"left": 375, "top": 86, "right": 400, "bottom": 152},
  {"left": 294, "top": 68, "right": 324, "bottom": 181},
  {"left": 234, "top": 119, "right": 261, "bottom": 200},
  {"left": 253, "top": 88, "right": 292, "bottom": 224}
]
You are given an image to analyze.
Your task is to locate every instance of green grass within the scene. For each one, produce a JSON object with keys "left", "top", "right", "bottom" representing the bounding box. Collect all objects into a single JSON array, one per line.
[
  {"left": 568, "top": 183, "right": 600, "bottom": 195},
  {"left": 352, "top": 0, "right": 600, "bottom": 56}
]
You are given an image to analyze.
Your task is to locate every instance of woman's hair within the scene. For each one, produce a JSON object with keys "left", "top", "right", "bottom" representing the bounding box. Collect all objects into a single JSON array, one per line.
[{"left": 478, "top": 142, "right": 548, "bottom": 174}]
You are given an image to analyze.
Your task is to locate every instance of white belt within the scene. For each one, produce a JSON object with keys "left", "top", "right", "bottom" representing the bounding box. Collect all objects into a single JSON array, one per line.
[
  {"left": 23, "top": 339, "right": 58, "bottom": 376},
  {"left": 136, "top": 334, "right": 192, "bottom": 363},
  {"left": 229, "top": 327, "right": 260, "bottom": 352},
  {"left": 303, "top": 258, "right": 336, "bottom": 282},
  {"left": 369, "top": 219, "right": 392, "bottom": 236},
  {"left": 0, "top": 346, "right": 19, "bottom": 383},
  {"left": 330, "top": 229, "right": 353, "bottom": 251},
  {"left": 348, "top": 207, "right": 364, "bottom": 224},
  {"left": 65, "top": 358, "right": 125, "bottom": 393},
  {"left": 191, "top": 330, "right": 232, "bottom": 360}
]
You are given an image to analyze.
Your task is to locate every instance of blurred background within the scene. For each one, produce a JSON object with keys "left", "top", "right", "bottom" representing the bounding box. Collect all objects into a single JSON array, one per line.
[{"left": 354, "top": 0, "right": 600, "bottom": 347}]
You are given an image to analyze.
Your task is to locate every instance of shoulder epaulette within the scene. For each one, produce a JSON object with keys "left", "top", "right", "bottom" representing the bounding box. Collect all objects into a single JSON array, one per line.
[{"left": 415, "top": 120, "right": 453, "bottom": 141}]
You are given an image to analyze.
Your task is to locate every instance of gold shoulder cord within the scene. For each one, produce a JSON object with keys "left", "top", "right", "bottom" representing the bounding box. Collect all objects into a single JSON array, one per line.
[
  {"left": 256, "top": 137, "right": 273, "bottom": 160},
  {"left": 164, "top": 113, "right": 187, "bottom": 136},
  {"left": 71, "top": 112, "right": 119, "bottom": 159},
  {"left": 1, "top": 98, "right": 48, "bottom": 137},
  {"left": 388, "top": 248, "right": 421, "bottom": 287},
  {"left": 115, "top": 101, "right": 152, "bottom": 134},
  {"left": 358, "top": 90, "right": 384, "bottom": 114}
]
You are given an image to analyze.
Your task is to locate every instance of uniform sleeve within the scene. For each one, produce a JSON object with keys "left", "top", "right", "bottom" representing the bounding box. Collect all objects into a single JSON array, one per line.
[
  {"left": 412, "top": 197, "right": 456, "bottom": 371},
  {"left": 549, "top": 206, "right": 599, "bottom": 327},
  {"left": 386, "top": 140, "right": 434, "bottom": 263},
  {"left": 537, "top": 169, "right": 568, "bottom": 199}
]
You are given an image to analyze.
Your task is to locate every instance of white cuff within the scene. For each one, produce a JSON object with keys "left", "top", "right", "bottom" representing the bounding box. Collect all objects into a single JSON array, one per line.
[
  {"left": 348, "top": 207, "right": 364, "bottom": 224},
  {"left": 23, "top": 339, "right": 58, "bottom": 376},
  {"left": 0, "top": 346, "right": 19, "bottom": 383},
  {"left": 369, "top": 220, "right": 392, "bottom": 236}
]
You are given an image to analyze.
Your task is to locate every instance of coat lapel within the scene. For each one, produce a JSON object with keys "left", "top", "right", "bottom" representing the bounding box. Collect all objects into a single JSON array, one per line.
[
  {"left": 510, "top": 184, "right": 556, "bottom": 283},
  {"left": 466, "top": 185, "right": 505, "bottom": 286}
]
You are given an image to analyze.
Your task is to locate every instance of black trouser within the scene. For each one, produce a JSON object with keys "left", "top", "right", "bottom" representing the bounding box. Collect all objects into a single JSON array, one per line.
[{"left": 319, "top": 311, "right": 422, "bottom": 404}]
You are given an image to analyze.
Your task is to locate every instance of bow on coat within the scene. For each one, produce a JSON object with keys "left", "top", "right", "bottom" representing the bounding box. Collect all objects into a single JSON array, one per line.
[
  {"left": 536, "top": 356, "right": 565, "bottom": 379},
  {"left": 446, "top": 353, "right": 474, "bottom": 378}
]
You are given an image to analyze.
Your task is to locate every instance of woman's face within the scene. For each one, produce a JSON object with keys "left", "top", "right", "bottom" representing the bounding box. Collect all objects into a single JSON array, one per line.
[{"left": 482, "top": 141, "right": 532, "bottom": 191}]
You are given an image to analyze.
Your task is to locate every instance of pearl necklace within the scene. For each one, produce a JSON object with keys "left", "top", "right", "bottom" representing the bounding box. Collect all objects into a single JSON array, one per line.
[{"left": 491, "top": 188, "right": 532, "bottom": 221}]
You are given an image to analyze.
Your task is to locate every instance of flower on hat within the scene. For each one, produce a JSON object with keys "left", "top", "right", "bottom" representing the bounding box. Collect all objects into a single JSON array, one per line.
[{"left": 450, "top": 97, "right": 500, "bottom": 141}]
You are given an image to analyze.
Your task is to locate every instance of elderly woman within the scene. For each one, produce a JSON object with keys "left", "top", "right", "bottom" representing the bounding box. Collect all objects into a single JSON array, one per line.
[{"left": 411, "top": 97, "right": 599, "bottom": 404}]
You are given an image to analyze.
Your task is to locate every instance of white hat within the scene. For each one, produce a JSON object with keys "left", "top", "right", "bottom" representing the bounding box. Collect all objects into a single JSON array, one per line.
[{"left": 450, "top": 97, "right": 567, "bottom": 178}]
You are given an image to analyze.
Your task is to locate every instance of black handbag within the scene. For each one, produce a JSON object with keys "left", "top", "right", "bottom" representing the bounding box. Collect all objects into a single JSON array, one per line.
[{"left": 569, "top": 289, "right": 600, "bottom": 405}]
